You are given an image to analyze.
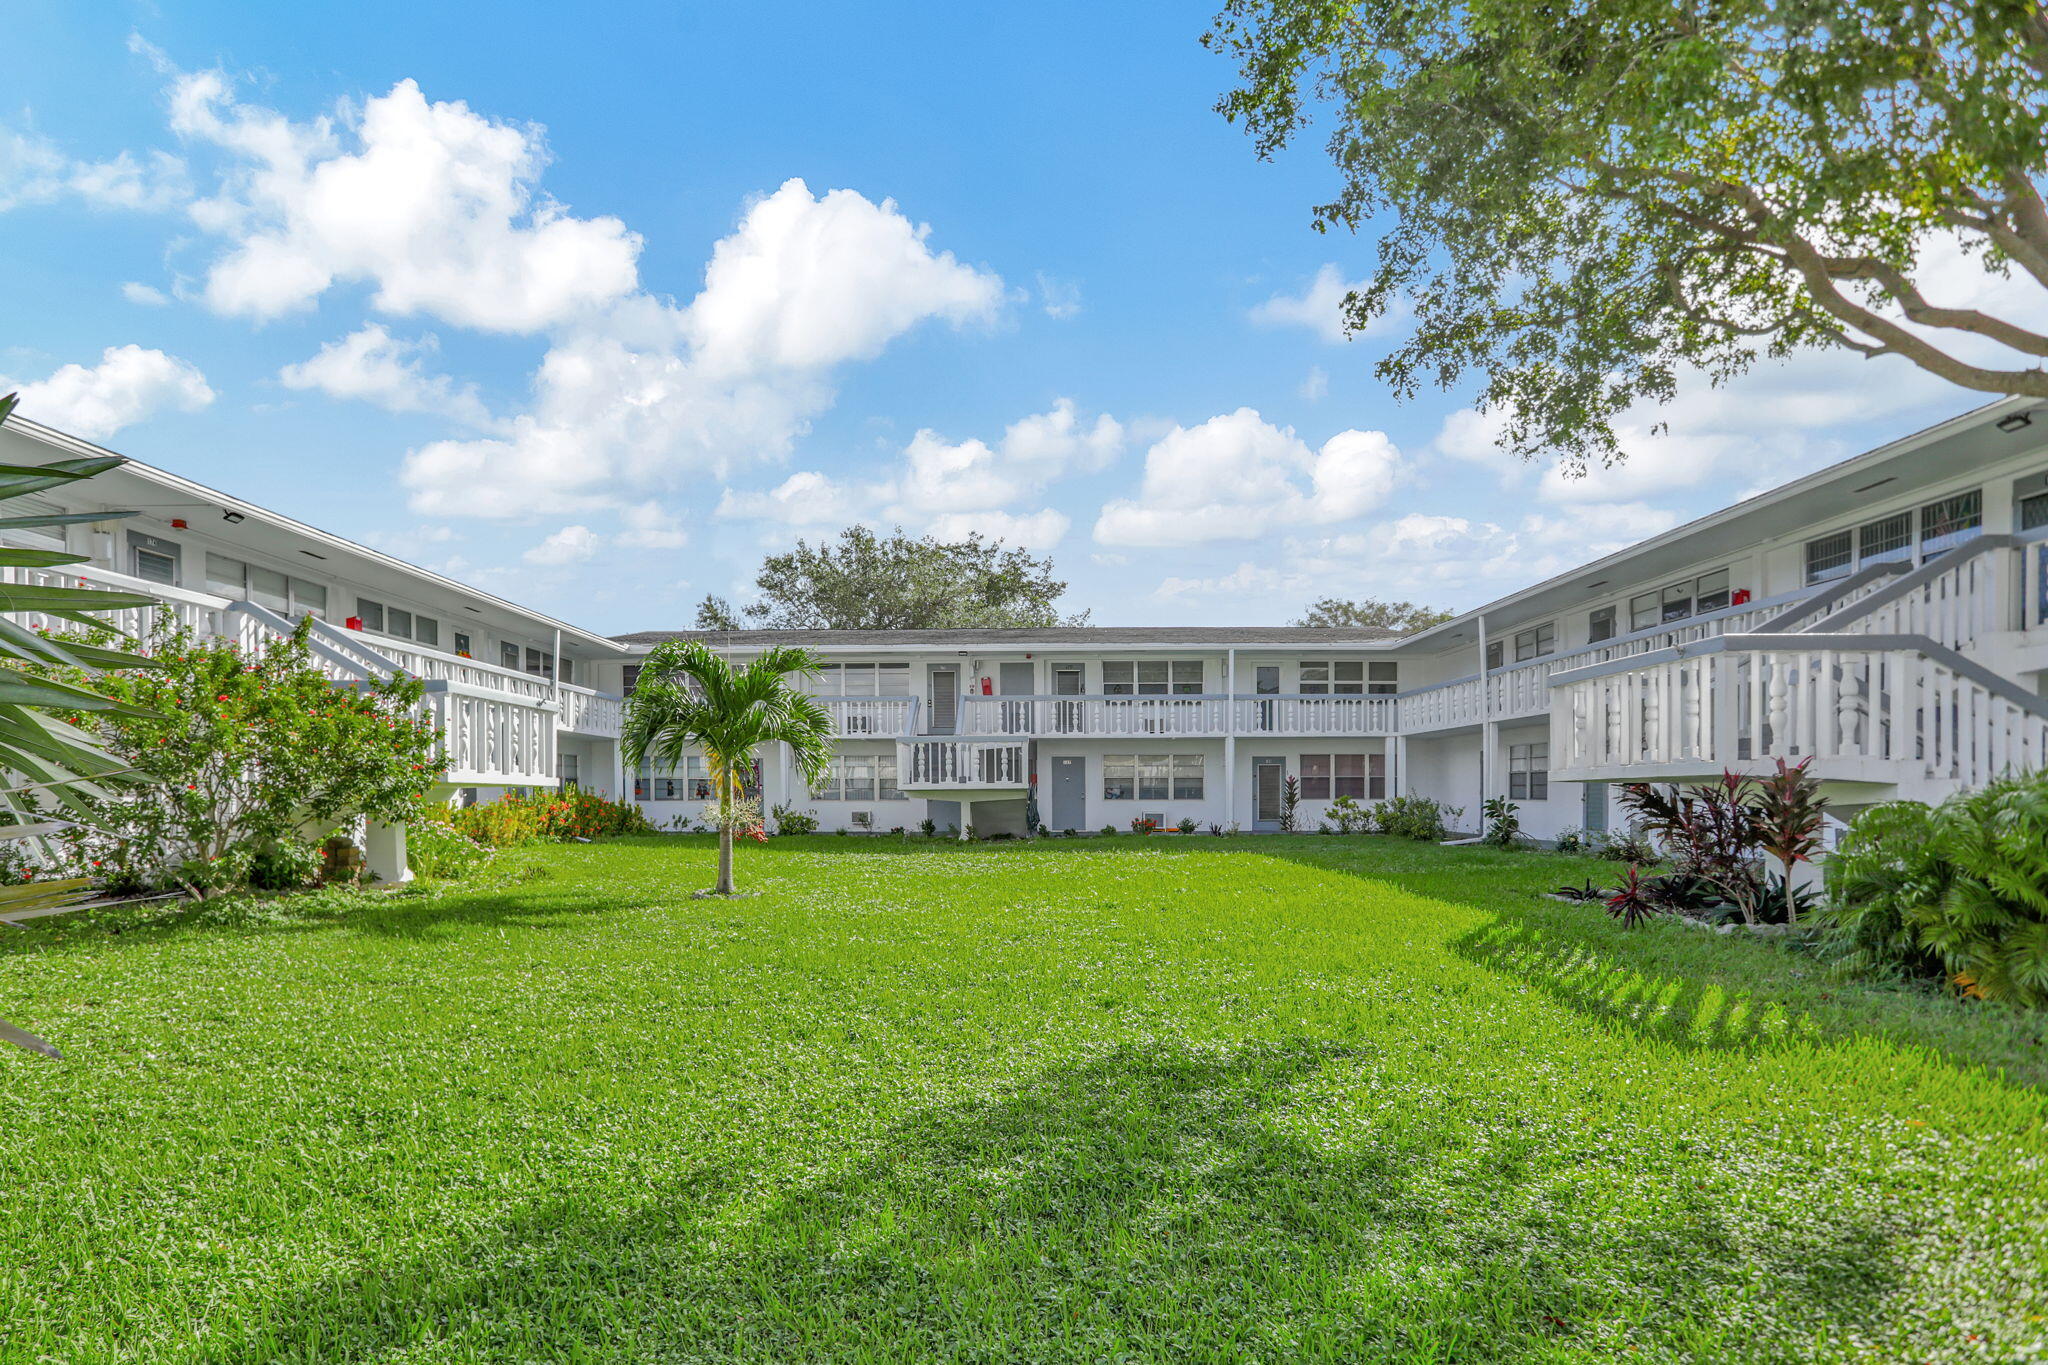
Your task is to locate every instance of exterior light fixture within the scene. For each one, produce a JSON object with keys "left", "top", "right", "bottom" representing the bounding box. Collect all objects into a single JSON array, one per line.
[
  {"left": 1996, "top": 411, "right": 2034, "bottom": 433},
  {"left": 221, "top": 510, "right": 246, "bottom": 524}
]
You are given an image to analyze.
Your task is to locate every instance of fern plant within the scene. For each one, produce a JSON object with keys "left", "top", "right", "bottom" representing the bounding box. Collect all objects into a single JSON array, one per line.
[{"left": 1821, "top": 774, "right": 2048, "bottom": 1004}]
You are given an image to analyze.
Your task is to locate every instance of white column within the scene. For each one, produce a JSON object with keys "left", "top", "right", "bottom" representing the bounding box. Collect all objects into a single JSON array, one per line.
[
  {"left": 364, "top": 819, "right": 412, "bottom": 884},
  {"left": 1391, "top": 734, "right": 1407, "bottom": 801},
  {"left": 1224, "top": 647, "right": 1238, "bottom": 830},
  {"left": 959, "top": 799, "right": 973, "bottom": 841}
]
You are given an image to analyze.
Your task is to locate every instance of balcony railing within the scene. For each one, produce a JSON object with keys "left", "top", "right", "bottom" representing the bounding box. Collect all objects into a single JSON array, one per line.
[
  {"left": 1550, "top": 632, "right": 2048, "bottom": 794},
  {"left": 897, "top": 739, "right": 1028, "bottom": 789},
  {"left": 818, "top": 695, "right": 918, "bottom": 736}
]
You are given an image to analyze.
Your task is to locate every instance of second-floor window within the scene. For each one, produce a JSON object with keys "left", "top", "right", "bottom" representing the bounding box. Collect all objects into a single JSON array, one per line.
[
  {"left": 1588, "top": 605, "right": 1616, "bottom": 643},
  {"left": 1513, "top": 624, "right": 1555, "bottom": 662},
  {"left": 810, "top": 662, "right": 912, "bottom": 695},
  {"left": 1102, "top": 661, "right": 1202, "bottom": 695},
  {"left": 128, "top": 531, "right": 180, "bottom": 586},
  {"left": 212, "top": 554, "right": 327, "bottom": 619},
  {"left": 1921, "top": 490, "right": 1983, "bottom": 555},
  {"left": 1630, "top": 568, "right": 1729, "bottom": 630},
  {"left": 356, "top": 596, "right": 436, "bottom": 644},
  {"left": 1805, "top": 489, "right": 1985, "bottom": 584}
]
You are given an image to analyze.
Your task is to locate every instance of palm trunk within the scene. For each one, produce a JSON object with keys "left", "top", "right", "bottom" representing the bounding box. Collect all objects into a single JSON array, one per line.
[{"left": 715, "top": 769, "right": 737, "bottom": 895}]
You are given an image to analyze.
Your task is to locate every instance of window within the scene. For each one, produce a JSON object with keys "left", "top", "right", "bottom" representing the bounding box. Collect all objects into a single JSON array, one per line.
[
  {"left": 501, "top": 642, "right": 520, "bottom": 671},
  {"left": 880, "top": 753, "right": 904, "bottom": 801},
  {"left": 2021, "top": 490, "right": 2048, "bottom": 531},
  {"left": 1637, "top": 566, "right": 1734, "bottom": 620},
  {"left": 353, "top": 596, "right": 442, "bottom": 640},
  {"left": 4, "top": 495, "right": 68, "bottom": 552},
  {"left": 812, "top": 753, "right": 907, "bottom": 801},
  {"left": 1301, "top": 753, "right": 1372, "bottom": 800},
  {"left": 622, "top": 663, "right": 642, "bottom": 693},
  {"left": 1368, "top": 662, "right": 1398, "bottom": 695},
  {"left": 526, "top": 647, "right": 554, "bottom": 680},
  {"left": 210, "top": 554, "right": 324, "bottom": 617},
  {"left": 1102, "top": 660, "right": 1202, "bottom": 695},
  {"left": 1103, "top": 754, "right": 1202, "bottom": 800},
  {"left": 453, "top": 631, "right": 473, "bottom": 657},
  {"left": 388, "top": 607, "right": 413, "bottom": 639},
  {"left": 1858, "top": 511, "right": 1913, "bottom": 566},
  {"left": 1513, "top": 623, "right": 1555, "bottom": 662},
  {"left": 558, "top": 753, "right": 580, "bottom": 789},
  {"left": 812, "top": 662, "right": 912, "bottom": 695},
  {"left": 1299, "top": 661, "right": 1368, "bottom": 694},
  {"left": 1588, "top": 605, "right": 1616, "bottom": 643},
  {"left": 1485, "top": 641, "right": 1504, "bottom": 671},
  {"left": 414, "top": 616, "right": 439, "bottom": 648},
  {"left": 1921, "top": 489, "right": 1983, "bottom": 555},
  {"left": 357, "top": 598, "right": 385, "bottom": 632},
  {"left": 128, "top": 532, "right": 180, "bottom": 586},
  {"left": 1805, "top": 531, "right": 1854, "bottom": 585},
  {"left": 1508, "top": 742, "right": 1549, "bottom": 801}
]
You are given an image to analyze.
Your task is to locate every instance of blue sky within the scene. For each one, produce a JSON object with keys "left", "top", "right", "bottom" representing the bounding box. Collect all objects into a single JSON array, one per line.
[{"left": 0, "top": 1, "right": 1993, "bottom": 632}]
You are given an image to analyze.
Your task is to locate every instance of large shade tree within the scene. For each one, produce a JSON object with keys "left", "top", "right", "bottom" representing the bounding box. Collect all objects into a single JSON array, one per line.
[
  {"left": 695, "top": 526, "right": 1089, "bottom": 630},
  {"left": 1294, "top": 596, "right": 1454, "bottom": 631},
  {"left": 621, "top": 640, "right": 834, "bottom": 896},
  {"left": 1206, "top": 0, "right": 2048, "bottom": 469},
  {"left": 0, "top": 392, "right": 162, "bottom": 1058}
]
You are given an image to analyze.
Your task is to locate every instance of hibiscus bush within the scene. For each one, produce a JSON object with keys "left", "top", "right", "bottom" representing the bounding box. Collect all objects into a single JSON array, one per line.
[{"left": 44, "top": 614, "right": 445, "bottom": 897}]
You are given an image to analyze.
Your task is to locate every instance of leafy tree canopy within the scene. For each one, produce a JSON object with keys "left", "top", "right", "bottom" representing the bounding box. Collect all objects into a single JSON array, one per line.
[
  {"left": 697, "top": 526, "right": 1089, "bottom": 630},
  {"left": 1206, "top": 0, "right": 2048, "bottom": 470},
  {"left": 1294, "top": 596, "right": 1455, "bottom": 631}
]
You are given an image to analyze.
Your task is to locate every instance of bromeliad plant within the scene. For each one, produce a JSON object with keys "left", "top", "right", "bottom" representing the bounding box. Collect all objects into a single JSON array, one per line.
[{"left": 621, "top": 640, "right": 833, "bottom": 896}]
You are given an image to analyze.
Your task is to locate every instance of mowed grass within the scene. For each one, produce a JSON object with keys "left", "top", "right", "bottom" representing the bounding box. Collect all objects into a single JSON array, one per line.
[{"left": 3, "top": 835, "right": 2045, "bottom": 1364}]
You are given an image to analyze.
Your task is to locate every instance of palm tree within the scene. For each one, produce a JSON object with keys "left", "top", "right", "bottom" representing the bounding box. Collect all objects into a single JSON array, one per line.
[{"left": 621, "top": 640, "right": 833, "bottom": 896}]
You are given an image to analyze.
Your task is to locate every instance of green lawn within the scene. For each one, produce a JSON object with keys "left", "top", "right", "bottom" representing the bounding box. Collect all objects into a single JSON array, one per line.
[{"left": 3, "top": 835, "right": 2045, "bottom": 1364}]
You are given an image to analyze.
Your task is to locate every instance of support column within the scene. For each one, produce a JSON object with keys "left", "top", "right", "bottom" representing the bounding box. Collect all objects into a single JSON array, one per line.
[
  {"left": 1224, "top": 646, "right": 1238, "bottom": 831},
  {"left": 959, "top": 799, "right": 973, "bottom": 841},
  {"left": 364, "top": 819, "right": 412, "bottom": 885},
  {"left": 1479, "top": 720, "right": 1500, "bottom": 831},
  {"left": 1390, "top": 734, "right": 1407, "bottom": 801}
]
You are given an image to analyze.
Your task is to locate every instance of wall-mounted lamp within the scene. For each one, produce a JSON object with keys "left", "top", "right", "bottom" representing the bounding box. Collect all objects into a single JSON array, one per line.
[
  {"left": 1997, "top": 411, "right": 2034, "bottom": 433},
  {"left": 221, "top": 510, "right": 246, "bottom": 524}
]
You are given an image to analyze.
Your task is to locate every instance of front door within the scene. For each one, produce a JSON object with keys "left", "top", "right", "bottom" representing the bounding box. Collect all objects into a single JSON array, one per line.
[
  {"left": 1253, "top": 757, "right": 1285, "bottom": 829},
  {"left": 1049, "top": 755, "right": 1085, "bottom": 831},
  {"left": 999, "top": 661, "right": 1035, "bottom": 734},
  {"left": 928, "top": 666, "right": 958, "bottom": 734},
  {"left": 1583, "top": 781, "right": 1608, "bottom": 834},
  {"left": 1053, "top": 665, "right": 1083, "bottom": 733}
]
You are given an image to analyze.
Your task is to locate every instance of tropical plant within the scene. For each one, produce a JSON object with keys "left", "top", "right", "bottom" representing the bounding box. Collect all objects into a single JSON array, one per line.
[
  {"left": 0, "top": 391, "right": 168, "bottom": 1055},
  {"left": 402, "top": 818, "right": 494, "bottom": 882},
  {"left": 1752, "top": 758, "right": 1827, "bottom": 926},
  {"left": 1175, "top": 817, "right": 1197, "bottom": 834},
  {"left": 1481, "top": 796, "right": 1522, "bottom": 848},
  {"left": 1596, "top": 824, "right": 1661, "bottom": 865},
  {"left": 1551, "top": 880, "right": 1607, "bottom": 903},
  {"left": 1620, "top": 774, "right": 1773, "bottom": 925},
  {"left": 47, "top": 616, "right": 443, "bottom": 898},
  {"left": 1553, "top": 827, "right": 1587, "bottom": 856},
  {"left": 621, "top": 640, "right": 832, "bottom": 896},
  {"left": 1822, "top": 774, "right": 2048, "bottom": 1005},
  {"left": 1278, "top": 775, "right": 1300, "bottom": 833},
  {"left": 1604, "top": 865, "right": 1659, "bottom": 929}
]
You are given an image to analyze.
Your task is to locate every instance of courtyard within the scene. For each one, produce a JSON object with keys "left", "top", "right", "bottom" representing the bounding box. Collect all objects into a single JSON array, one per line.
[{"left": 3, "top": 835, "right": 2045, "bottom": 1363}]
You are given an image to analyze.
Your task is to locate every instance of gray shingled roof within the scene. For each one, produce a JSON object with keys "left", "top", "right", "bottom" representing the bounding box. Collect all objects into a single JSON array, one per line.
[{"left": 612, "top": 626, "right": 1403, "bottom": 647}]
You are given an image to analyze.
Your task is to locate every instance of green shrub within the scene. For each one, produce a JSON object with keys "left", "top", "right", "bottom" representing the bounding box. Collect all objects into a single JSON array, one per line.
[
  {"left": 1821, "top": 773, "right": 2048, "bottom": 1004},
  {"left": 1375, "top": 794, "right": 1457, "bottom": 841},
  {"left": 1481, "top": 796, "right": 1522, "bottom": 847},
  {"left": 438, "top": 786, "right": 654, "bottom": 849},
  {"left": 771, "top": 804, "right": 820, "bottom": 835},
  {"left": 1327, "top": 795, "right": 1371, "bottom": 833},
  {"left": 406, "top": 819, "right": 494, "bottom": 881}
]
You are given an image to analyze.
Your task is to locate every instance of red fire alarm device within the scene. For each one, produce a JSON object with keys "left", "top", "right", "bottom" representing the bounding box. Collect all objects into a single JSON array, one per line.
[
  {"left": 170, "top": 518, "right": 188, "bottom": 529},
  {"left": 345, "top": 615, "right": 364, "bottom": 631},
  {"left": 1732, "top": 588, "right": 1752, "bottom": 606},
  {"left": 980, "top": 676, "right": 993, "bottom": 695}
]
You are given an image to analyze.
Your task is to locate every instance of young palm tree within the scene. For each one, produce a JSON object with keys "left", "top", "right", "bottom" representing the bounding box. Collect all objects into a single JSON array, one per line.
[{"left": 621, "top": 639, "right": 833, "bottom": 896}]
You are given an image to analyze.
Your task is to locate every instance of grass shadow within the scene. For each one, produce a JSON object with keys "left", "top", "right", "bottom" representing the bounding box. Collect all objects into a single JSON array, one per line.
[{"left": 195, "top": 1038, "right": 1909, "bottom": 1363}]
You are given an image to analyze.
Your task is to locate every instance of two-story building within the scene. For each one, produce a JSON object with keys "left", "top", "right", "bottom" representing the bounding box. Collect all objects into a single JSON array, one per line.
[{"left": 3, "top": 393, "right": 2045, "bottom": 866}]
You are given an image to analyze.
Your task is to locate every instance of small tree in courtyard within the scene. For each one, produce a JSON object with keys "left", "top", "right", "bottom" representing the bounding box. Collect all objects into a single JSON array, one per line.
[
  {"left": 622, "top": 640, "right": 834, "bottom": 896},
  {"left": 47, "top": 616, "right": 445, "bottom": 897}
]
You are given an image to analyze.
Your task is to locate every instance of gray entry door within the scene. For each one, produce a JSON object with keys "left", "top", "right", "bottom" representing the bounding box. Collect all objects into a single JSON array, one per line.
[
  {"left": 1253, "top": 757, "right": 1285, "bottom": 828},
  {"left": 1583, "top": 781, "right": 1609, "bottom": 834},
  {"left": 928, "top": 666, "right": 958, "bottom": 734},
  {"left": 999, "top": 661, "right": 1035, "bottom": 734},
  {"left": 1049, "top": 756, "right": 1085, "bottom": 831}
]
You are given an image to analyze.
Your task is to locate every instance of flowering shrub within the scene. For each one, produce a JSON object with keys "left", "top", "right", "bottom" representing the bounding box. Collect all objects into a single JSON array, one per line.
[
  {"left": 433, "top": 785, "right": 655, "bottom": 849},
  {"left": 41, "top": 615, "right": 444, "bottom": 898},
  {"left": 405, "top": 818, "right": 494, "bottom": 881}
]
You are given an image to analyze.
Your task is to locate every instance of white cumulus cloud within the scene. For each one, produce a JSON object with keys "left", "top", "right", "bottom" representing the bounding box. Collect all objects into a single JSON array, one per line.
[
  {"left": 523, "top": 524, "right": 600, "bottom": 565},
  {"left": 1249, "top": 264, "right": 1404, "bottom": 344},
  {"left": 1093, "top": 409, "right": 1402, "bottom": 547},
  {"left": 278, "top": 324, "right": 493, "bottom": 428},
  {"left": 3, "top": 345, "right": 214, "bottom": 440}
]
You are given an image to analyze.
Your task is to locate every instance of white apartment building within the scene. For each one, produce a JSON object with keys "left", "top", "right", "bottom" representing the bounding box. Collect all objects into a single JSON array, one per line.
[{"left": 4, "top": 395, "right": 2047, "bottom": 865}]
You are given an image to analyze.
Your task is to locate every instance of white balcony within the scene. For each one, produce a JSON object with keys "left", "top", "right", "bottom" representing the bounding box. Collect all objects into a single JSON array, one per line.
[
  {"left": 895, "top": 739, "right": 1028, "bottom": 794},
  {"left": 1550, "top": 634, "right": 2048, "bottom": 801},
  {"left": 817, "top": 695, "right": 917, "bottom": 737}
]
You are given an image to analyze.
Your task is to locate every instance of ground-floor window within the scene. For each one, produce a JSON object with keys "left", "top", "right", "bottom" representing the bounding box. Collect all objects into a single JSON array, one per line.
[
  {"left": 1103, "top": 753, "right": 1204, "bottom": 801},
  {"left": 1508, "top": 742, "right": 1549, "bottom": 801},
  {"left": 1299, "top": 753, "right": 1385, "bottom": 800},
  {"left": 811, "top": 753, "right": 907, "bottom": 801},
  {"left": 558, "top": 752, "right": 579, "bottom": 789},
  {"left": 636, "top": 757, "right": 752, "bottom": 801}
]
